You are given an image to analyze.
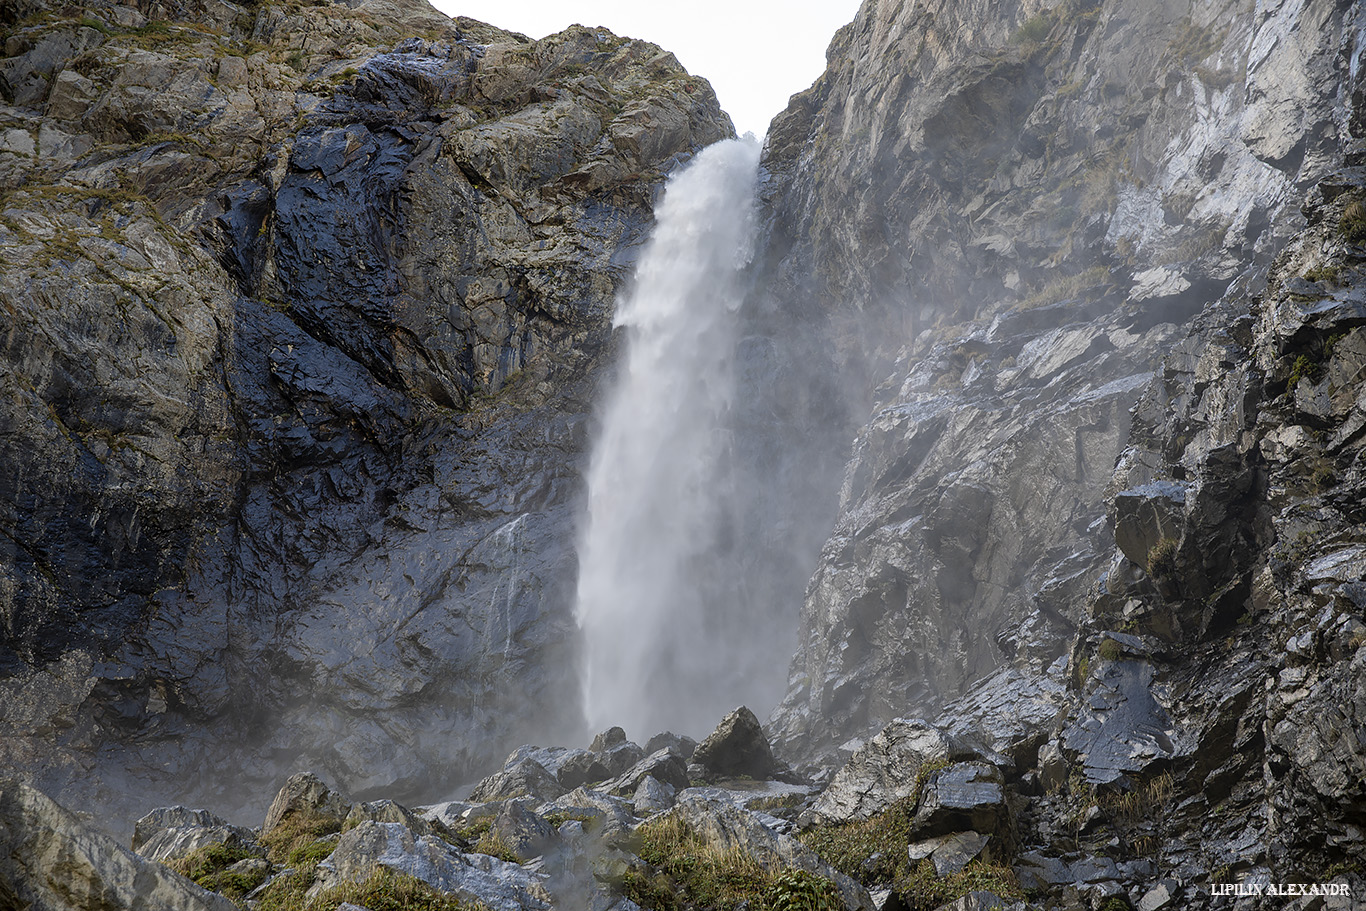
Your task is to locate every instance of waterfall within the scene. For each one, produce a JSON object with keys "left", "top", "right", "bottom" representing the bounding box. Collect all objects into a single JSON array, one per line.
[{"left": 576, "top": 137, "right": 763, "bottom": 740}]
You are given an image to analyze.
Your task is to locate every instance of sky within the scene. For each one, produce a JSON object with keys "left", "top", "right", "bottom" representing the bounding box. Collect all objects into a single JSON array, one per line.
[{"left": 426, "top": 0, "right": 865, "bottom": 137}]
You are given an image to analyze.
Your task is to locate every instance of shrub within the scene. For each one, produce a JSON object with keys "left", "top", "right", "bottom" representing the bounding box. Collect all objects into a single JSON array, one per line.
[
  {"left": 769, "top": 868, "right": 843, "bottom": 911},
  {"left": 1146, "top": 537, "right": 1178, "bottom": 579},
  {"left": 167, "top": 842, "right": 268, "bottom": 899},
  {"left": 1287, "top": 354, "right": 1320, "bottom": 388},
  {"left": 1097, "top": 637, "right": 1122, "bottom": 661},
  {"left": 1340, "top": 200, "right": 1366, "bottom": 244},
  {"left": 255, "top": 867, "right": 486, "bottom": 911},
  {"left": 259, "top": 809, "right": 343, "bottom": 866}
]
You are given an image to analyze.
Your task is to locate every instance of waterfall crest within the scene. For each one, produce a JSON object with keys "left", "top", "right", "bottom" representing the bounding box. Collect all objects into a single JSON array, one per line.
[{"left": 576, "top": 138, "right": 763, "bottom": 740}]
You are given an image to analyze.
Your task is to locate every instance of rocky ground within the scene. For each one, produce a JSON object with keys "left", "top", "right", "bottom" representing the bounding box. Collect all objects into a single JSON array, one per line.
[{"left": 4, "top": 702, "right": 1357, "bottom": 909}]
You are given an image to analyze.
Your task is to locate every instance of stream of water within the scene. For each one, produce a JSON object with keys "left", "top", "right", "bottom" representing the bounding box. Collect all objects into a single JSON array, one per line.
[{"left": 575, "top": 137, "right": 763, "bottom": 740}]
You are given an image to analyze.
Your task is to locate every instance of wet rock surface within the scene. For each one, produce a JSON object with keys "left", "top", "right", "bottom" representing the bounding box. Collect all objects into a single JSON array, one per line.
[{"left": 0, "top": 0, "right": 732, "bottom": 824}]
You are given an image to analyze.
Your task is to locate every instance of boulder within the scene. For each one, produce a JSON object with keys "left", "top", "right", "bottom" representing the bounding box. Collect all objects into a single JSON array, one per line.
[
  {"left": 603, "top": 748, "right": 691, "bottom": 795},
  {"left": 906, "top": 830, "right": 991, "bottom": 876},
  {"left": 598, "top": 740, "right": 647, "bottom": 778},
  {"left": 555, "top": 749, "right": 612, "bottom": 789},
  {"left": 133, "top": 810, "right": 264, "bottom": 865},
  {"left": 311, "top": 820, "right": 553, "bottom": 911},
  {"left": 692, "top": 706, "right": 777, "bottom": 779},
  {"left": 632, "top": 776, "right": 676, "bottom": 816},
  {"left": 263, "top": 772, "right": 350, "bottom": 835},
  {"left": 0, "top": 778, "right": 238, "bottom": 911},
  {"left": 469, "top": 758, "right": 567, "bottom": 803},
  {"left": 536, "top": 787, "right": 637, "bottom": 845},
  {"left": 930, "top": 891, "right": 1026, "bottom": 911},
  {"left": 344, "top": 799, "right": 431, "bottom": 837},
  {"left": 645, "top": 731, "right": 699, "bottom": 760},
  {"left": 489, "top": 799, "right": 557, "bottom": 862},
  {"left": 1061, "top": 659, "right": 1177, "bottom": 784},
  {"left": 808, "top": 720, "right": 973, "bottom": 824},
  {"left": 589, "top": 727, "right": 628, "bottom": 752},
  {"left": 910, "top": 762, "right": 1010, "bottom": 841}
]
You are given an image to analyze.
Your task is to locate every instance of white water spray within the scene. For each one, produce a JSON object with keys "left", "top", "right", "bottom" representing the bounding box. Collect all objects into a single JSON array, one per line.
[{"left": 576, "top": 138, "right": 763, "bottom": 739}]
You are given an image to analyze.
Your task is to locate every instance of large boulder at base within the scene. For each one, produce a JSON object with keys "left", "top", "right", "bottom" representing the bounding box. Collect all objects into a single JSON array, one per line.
[
  {"left": 262, "top": 772, "right": 350, "bottom": 835},
  {"left": 0, "top": 779, "right": 239, "bottom": 911},
  {"left": 489, "top": 799, "right": 557, "bottom": 862},
  {"left": 669, "top": 793, "right": 876, "bottom": 911},
  {"left": 645, "top": 732, "right": 699, "bottom": 760},
  {"left": 469, "top": 758, "right": 567, "bottom": 803},
  {"left": 692, "top": 706, "right": 777, "bottom": 779},
  {"left": 311, "top": 820, "right": 553, "bottom": 911},
  {"left": 555, "top": 749, "right": 613, "bottom": 789},
  {"left": 808, "top": 720, "right": 974, "bottom": 824},
  {"left": 633, "top": 776, "right": 676, "bottom": 815},
  {"left": 536, "top": 788, "right": 637, "bottom": 845},
  {"left": 590, "top": 727, "right": 628, "bottom": 752}
]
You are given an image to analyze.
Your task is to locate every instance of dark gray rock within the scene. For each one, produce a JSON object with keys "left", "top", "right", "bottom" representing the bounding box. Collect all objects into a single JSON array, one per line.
[
  {"left": 598, "top": 741, "right": 647, "bottom": 779},
  {"left": 589, "top": 727, "right": 628, "bottom": 753},
  {"left": 906, "top": 830, "right": 991, "bottom": 877},
  {"left": 603, "top": 748, "right": 691, "bottom": 796},
  {"left": 645, "top": 732, "right": 698, "bottom": 760},
  {"left": 693, "top": 706, "right": 777, "bottom": 779},
  {"left": 931, "top": 891, "right": 1025, "bottom": 911},
  {"left": 536, "top": 787, "right": 636, "bottom": 845},
  {"left": 1061, "top": 660, "right": 1176, "bottom": 785},
  {"left": 909, "top": 762, "right": 1009, "bottom": 842},
  {"left": 632, "top": 775, "right": 676, "bottom": 816},
  {"left": 555, "top": 750, "right": 612, "bottom": 790},
  {"left": 489, "top": 799, "right": 556, "bottom": 862}
]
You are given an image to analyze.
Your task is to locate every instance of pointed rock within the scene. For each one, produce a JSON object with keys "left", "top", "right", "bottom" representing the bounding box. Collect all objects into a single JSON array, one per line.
[
  {"left": 263, "top": 772, "right": 350, "bottom": 835},
  {"left": 693, "top": 706, "right": 776, "bottom": 779}
]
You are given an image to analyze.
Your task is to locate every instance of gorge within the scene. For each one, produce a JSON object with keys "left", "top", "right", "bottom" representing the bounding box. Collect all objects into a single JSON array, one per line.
[{"left": 1, "top": 0, "right": 1365, "bottom": 908}]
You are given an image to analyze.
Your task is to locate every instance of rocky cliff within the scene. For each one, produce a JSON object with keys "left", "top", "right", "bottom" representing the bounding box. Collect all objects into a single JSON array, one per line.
[
  {"left": 0, "top": 0, "right": 731, "bottom": 822},
  {"left": 758, "top": 0, "right": 1366, "bottom": 899}
]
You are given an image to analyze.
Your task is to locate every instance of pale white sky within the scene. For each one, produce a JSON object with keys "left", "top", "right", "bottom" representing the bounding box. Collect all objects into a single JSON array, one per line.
[{"left": 427, "top": 0, "right": 865, "bottom": 137}]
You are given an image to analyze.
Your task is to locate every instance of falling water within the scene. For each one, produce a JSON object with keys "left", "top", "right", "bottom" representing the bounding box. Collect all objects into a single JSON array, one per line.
[{"left": 576, "top": 137, "right": 763, "bottom": 740}]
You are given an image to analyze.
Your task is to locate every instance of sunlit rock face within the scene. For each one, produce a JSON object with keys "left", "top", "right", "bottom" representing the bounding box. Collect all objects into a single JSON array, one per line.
[
  {"left": 760, "top": 0, "right": 1366, "bottom": 757},
  {"left": 759, "top": 0, "right": 1366, "bottom": 887},
  {"left": 0, "top": 0, "right": 731, "bottom": 823}
]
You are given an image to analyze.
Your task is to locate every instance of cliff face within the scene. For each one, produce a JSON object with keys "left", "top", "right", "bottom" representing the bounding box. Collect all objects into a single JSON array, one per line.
[
  {"left": 758, "top": 0, "right": 1366, "bottom": 891},
  {"left": 0, "top": 0, "right": 731, "bottom": 819}
]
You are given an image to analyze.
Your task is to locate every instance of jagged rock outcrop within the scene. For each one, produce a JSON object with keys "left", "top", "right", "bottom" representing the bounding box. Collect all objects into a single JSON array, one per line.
[
  {"left": 761, "top": 0, "right": 1366, "bottom": 776},
  {"left": 0, "top": 778, "right": 238, "bottom": 911},
  {"left": 0, "top": 0, "right": 731, "bottom": 824},
  {"left": 749, "top": 0, "right": 1366, "bottom": 904}
]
